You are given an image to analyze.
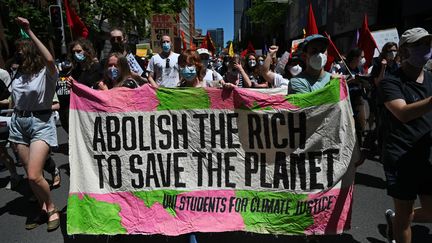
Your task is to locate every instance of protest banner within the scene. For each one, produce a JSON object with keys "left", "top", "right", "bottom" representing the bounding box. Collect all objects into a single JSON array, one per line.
[{"left": 67, "top": 78, "right": 357, "bottom": 236}]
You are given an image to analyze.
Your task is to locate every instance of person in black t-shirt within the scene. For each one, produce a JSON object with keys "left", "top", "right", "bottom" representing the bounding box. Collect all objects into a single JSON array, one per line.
[{"left": 379, "top": 28, "right": 432, "bottom": 243}]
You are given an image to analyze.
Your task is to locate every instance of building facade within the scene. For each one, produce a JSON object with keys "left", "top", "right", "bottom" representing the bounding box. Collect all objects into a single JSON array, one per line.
[{"left": 207, "top": 28, "right": 224, "bottom": 48}]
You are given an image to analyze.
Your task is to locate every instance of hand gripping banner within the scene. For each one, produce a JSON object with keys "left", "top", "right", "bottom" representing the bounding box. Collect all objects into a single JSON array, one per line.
[{"left": 67, "top": 78, "right": 358, "bottom": 236}]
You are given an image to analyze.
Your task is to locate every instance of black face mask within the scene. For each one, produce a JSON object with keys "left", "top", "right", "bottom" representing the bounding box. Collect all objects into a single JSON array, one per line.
[{"left": 111, "top": 42, "right": 125, "bottom": 53}]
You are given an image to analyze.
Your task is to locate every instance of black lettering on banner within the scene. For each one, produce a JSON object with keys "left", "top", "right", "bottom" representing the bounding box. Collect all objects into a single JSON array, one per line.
[
  {"left": 308, "top": 151, "right": 324, "bottom": 190},
  {"left": 220, "top": 198, "right": 227, "bottom": 212},
  {"left": 273, "top": 152, "right": 289, "bottom": 189},
  {"left": 192, "top": 114, "right": 208, "bottom": 148},
  {"left": 150, "top": 115, "right": 157, "bottom": 149},
  {"left": 226, "top": 113, "right": 240, "bottom": 148},
  {"left": 192, "top": 152, "right": 206, "bottom": 187},
  {"left": 290, "top": 153, "right": 306, "bottom": 190},
  {"left": 93, "top": 117, "right": 106, "bottom": 151},
  {"left": 271, "top": 113, "right": 288, "bottom": 148},
  {"left": 173, "top": 114, "right": 188, "bottom": 149},
  {"left": 260, "top": 153, "right": 272, "bottom": 188},
  {"left": 210, "top": 114, "right": 226, "bottom": 148},
  {"left": 94, "top": 154, "right": 106, "bottom": 189},
  {"left": 174, "top": 152, "right": 187, "bottom": 187},
  {"left": 224, "top": 152, "right": 236, "bottom": 188},
  {"left": 146, "top": 154, "right": 160, "bottom": 187},
  {"left": 107, "top": 155, "right": 122, "bottom": 188},
  {"left": 262, "top": 114, "right": 271, "bottom": 148},
  {"left": 208, "top": 153, "right": 222, "bottom": 187},
  {"left": 323, "top": 149, "right": 338, "bottom": 187},
  {"left": 244, "top": 152, "right": 258, "bottom": 186},
  {"left": 248, "top": 114, "right": 263, "bottom": 149},
  {"left": 288, "top": 113, "right": 306, "bottom": 149},
  {"left": 138, "top": 116, "right": 150, "bottom": 150},
  {"left": 106, "top": 116, "right": 121, "bottom": 151},
  {"left": 179, "top": 196, "right": 185, "bottom": 210},
  {"left": 122, "top": 117, "right": 136, "bottom": 150},
  {"left": 157, "top": 153, "right": 172, "bottom": 187},
  {"left": 157, "top": 115, "right": 172, "bottom": 150},
  {"left": 130, "top": 154, "right": 144, "bottom": 188}
]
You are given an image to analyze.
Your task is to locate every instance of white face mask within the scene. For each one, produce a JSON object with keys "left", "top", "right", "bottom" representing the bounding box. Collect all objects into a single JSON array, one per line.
[
  {"left": 359, "top": 57, "right": 366, "bottom": 66},
  {"left": 289, "top": 64, "right": 302, "bottom": 76},
  {"left": 308, "top": 53, "right": 327, "bottom": 70}
]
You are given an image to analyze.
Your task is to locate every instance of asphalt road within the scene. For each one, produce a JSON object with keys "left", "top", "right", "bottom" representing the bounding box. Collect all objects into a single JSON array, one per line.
[{"left": 0, "top": 126, "right": 431, "bottom": 243}]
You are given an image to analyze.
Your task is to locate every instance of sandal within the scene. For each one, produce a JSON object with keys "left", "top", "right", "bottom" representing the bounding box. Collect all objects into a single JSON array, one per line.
[
  {"left": 25, "top": 211, "right": 48, "bottom": 230},
  {"left": 46, "top": 208, "right": 60, "bottom": 232},
  {"left": 51, "top": 167, "right": 61, "bottom": 189}
]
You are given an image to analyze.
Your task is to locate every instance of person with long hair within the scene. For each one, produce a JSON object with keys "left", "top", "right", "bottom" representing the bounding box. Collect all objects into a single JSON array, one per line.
[
  {"left": 9, "top": 17, "right": 60, "bottom": 231},
  {"left": 67, "top": 38, "right": 101, "bottom": 88},
  {"left": 243, "top": 53, "right": 268, "bottom": 88},
  {"left": 178, "top": 49, "right": 206, "bottom": 87},
  {"left": 96, "top": 52, "right": 140, "bottom": 90}
]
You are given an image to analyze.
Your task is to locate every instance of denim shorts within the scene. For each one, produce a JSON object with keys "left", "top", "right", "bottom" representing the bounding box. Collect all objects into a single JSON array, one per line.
[{"left": 9, "top": 112, "right": 58, "bottom": 148}]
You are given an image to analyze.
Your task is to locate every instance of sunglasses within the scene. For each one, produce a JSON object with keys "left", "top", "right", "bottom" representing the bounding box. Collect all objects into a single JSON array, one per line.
[
  {"left": 110, "top": 36, "right": 122, "bottom": 42},
  {"left": 166, "top": 58, "right": 170, "bottom": 68}
]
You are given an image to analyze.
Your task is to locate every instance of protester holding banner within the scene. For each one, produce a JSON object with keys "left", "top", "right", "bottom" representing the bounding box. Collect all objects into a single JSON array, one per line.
[
  {"left": 261, "top": 46, "right": 289, "bottom": 88},
  {"left": 178, "top": 49, "right": 206, "bottom": 88},
  {"left": 243, "top": 53, "right": 268, "bottom": 88},
  {"left": 288, "top": 34, "right": 331, "bottom": 94},
  {"left": 96, "top": 53, "right": 139, "bottom": 90},
  {"left": 9, "top": 17, "right": 60, "bottom": 231},
  {"left": 379, "top": 28, "right": 432, "bottom": 243},
  {"left": 147, "top": 35, "right": 180, "bottom": 88}
]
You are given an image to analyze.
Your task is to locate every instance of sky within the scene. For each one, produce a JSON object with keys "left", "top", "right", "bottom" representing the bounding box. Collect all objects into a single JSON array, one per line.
[{"left": 195, "top": 0, "right": 234, "bottom": 45}]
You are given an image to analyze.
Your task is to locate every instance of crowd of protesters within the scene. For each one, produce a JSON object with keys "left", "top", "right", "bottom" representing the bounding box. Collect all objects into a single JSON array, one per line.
[{"left": 0, "top": 16, "right": 431, "bottom": 243}]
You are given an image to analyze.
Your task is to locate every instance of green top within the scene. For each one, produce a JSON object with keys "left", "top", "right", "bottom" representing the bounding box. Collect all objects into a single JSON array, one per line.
[{"left": 288, "top": 71, "right": 331, "bottom": 94}]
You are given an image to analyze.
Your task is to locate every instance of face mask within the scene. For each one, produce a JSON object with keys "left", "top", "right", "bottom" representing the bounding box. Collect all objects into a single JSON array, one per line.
[
  {"left": 359, "top": 57, "right": 366, "bottom": 66},
  {"left": 201, "top": 60, "right": 210, "bottom": 68},
  {"left": 107, "top": 67, "right": 120, "bottom": 80},
  {"left": 180, "top": 66, "right": 197, "bottom": 81},
  {"left": 248, "top": 60, "right": 256, "bottom": 67},
  {"left": 386, "top": 51, "right": 397, "bottom": 60},
  {"left": 258, "top": 60, "right": 264, "bottom": 66},
  {"left": 162, "top": 42, "right": 171, "bottom": 53},
  {"left": 289, "top": 64, "right": 303, "bottom": 76},
  {"left": 406, "top": 45, "right": 432, "bottom": 68},
  {"left": 111, "top": 42, "right": 125, "bottom": 53},
  {"left": 308, "top": 53, "right": 327, "bottom": 70},
  {"left": 74, "top": 52, "right": 86, "bottom": 62}
]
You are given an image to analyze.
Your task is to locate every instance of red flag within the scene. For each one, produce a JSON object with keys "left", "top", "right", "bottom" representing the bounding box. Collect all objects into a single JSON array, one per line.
[
  {"left": 200, "top": 37, "right": 208, "bottom": 49},
  {"left": 324, "top": 32, "right": 343, "bottom": 72},
  {"left": 205, "top": 32, "right": 216, "bottom": 55},
  {"left": 240, "top": 41, "right": 255, "bottom": 57},
  {"left": 180, "top": 30, "right": 187, "bottom": 51},
  {"left": 357, "top": 14, "right": 378, "bottom": 70},
  {"left": 64, "top": 0, "right": 89, "bottom": 39},
  {"left": 306, "top": 2, "right": 318, "bottom": 36}
]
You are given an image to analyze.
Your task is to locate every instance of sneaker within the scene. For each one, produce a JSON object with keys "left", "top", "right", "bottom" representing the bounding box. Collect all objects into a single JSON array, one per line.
[{"left": 385, "top": 209, "right": 396, "bottom": 243}]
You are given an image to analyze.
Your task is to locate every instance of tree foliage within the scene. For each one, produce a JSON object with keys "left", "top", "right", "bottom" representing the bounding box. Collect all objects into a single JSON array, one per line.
[
  {"left": 79, "top": 0, "right": 188, "bottom": 38},
  {"left": 246, "top": 0, "right": 291, "bottom": 31}
]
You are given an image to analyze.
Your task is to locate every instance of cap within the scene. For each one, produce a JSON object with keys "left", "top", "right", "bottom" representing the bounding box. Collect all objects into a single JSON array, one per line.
[
  {"left": 302, "top": 34, "right": 329, "bottom": 51},
  {"left": 197, "top": 48, "right": 210, "bottom": 56},
  {"left": 399, "top": 27, "right": 432, "bottom": 47}
]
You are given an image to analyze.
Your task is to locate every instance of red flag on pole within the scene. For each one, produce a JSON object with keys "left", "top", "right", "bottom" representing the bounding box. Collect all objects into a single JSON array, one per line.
[
  {"left": 357, "top": 14, "right": 378, "bottom": 70},
  {"left": 323, "top": 32, "right": 343, "bottom": 72},
  {"left": 205, "top": 32, "right": 216, "bottom": 55},
  {"left": 200, "top": 37, "right": 208, "bottom": 49},
  {"left": 306, "top": 2, "right": 318, "bottom": 36},
  {"left": 180, "top": 30, "right": 187, "bottom": 51},
  {"left": 64, "top": 0, "right": 89, "bottom": 39},
  {"left": 240, "top": 41, "right": 255, "bottom": 57}
]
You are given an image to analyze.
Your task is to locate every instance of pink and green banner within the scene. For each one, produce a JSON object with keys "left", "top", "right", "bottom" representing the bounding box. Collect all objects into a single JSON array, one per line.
[{"left": 67, "top": 78, "right": 357, "bottom": 236}]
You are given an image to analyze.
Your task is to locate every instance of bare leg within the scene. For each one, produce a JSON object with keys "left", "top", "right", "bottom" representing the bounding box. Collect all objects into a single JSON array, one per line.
[{"left": 393, "top": 198, "right": 415, "bottom": 243}]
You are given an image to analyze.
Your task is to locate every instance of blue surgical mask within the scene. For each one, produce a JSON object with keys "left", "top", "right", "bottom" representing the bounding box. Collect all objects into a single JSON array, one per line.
[
  {"left": 406, "top": 45, "right": 432, "bottom": 68},
  {"left": 162, "top": 42, "right": 171, "bottom": 53},
  {"left": 248, "top": 60, "right": 256, "bottom": 67},
  {"left": 180, "top": 66, "right": 197, "bottom": 81},
  {"left": 107, "top": 67, "right": 120, "bottom": 80},
  {"left": 74, "top": 52, "right": 86, "bottom": 62}
]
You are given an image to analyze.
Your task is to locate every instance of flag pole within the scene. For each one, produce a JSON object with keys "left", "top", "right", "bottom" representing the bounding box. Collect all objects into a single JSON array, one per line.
[{"left": 324, "top": 32, "right": 354, "bottom": 78}]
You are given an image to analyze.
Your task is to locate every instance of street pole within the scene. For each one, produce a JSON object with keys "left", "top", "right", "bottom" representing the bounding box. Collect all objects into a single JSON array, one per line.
[{"left": 56, "top": 0, "right": 67, "bottom": 55}]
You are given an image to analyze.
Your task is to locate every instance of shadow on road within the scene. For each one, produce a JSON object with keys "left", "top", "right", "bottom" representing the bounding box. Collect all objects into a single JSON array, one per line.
[
  {"left": 376, "top": 223, "right": 432, "bottom": 243},
  {"left": 354, "top": 172, "right": 386, "bottom": 189}
]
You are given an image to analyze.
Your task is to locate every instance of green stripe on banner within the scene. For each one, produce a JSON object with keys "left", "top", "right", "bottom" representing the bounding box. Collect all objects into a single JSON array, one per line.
[
  {"left": 67, "top": 194, "right": 126, "bottom": 234},
  {"left": 133, "top": 190, "right": 186, "bottom": 217},
  {"left": 287, "top": 78, "right": 341, "bottom": 108},
  {"left": 235, "top": 191, "right": 313, "bottom": 234},
  {"left": 157, "top": 87, "right": 210, "bottom": 110}
]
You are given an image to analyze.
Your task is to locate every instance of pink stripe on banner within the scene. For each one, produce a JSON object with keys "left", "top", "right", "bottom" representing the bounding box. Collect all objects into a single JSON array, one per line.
[
  {"left": 207, "top": 88, "right": 235, "bottom": 109},
  {"left": 74, "top": 190, "right": 245, "bottom": 235},
  {"left": 232, "top": 88, "right": 298, "bottom": 110},
  {"left": 340, "top": 77, "right": 348, "bottom": 101},
  {"left": 304, "top": 185, "right": 353, "bottom": 235},
  {"left": 70, "top": 83, "right": 159, "bottom": 112}
]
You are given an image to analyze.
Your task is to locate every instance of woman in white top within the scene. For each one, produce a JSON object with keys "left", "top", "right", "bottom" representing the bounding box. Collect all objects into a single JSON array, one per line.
[
  {"left": 178, "top": 50, "right": 206, "bottom": 88},
  {"left": 9, "top": 17, "right": 60, "bottom": 232}
]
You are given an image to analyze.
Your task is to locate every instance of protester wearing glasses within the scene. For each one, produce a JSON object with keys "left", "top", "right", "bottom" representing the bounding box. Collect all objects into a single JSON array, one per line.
[{"left": 147, "top": 35, "right": 180, "bottom": 88}]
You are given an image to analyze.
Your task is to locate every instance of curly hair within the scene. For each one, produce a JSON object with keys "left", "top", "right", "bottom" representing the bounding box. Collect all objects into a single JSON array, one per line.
[
  {"left": 16, "top": 39, "right": 44, "bottom": 74},
  {"left": 68, "top": 38, "right": 97, "bottom": 71},
  {"left": 178, "top": 49, "right": 205, "bottom": 82}
]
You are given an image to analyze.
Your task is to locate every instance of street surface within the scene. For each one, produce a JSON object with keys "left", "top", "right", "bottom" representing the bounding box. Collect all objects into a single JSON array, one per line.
[{"left": 1, "top": 126, "right": 431, "bottom": 243}]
